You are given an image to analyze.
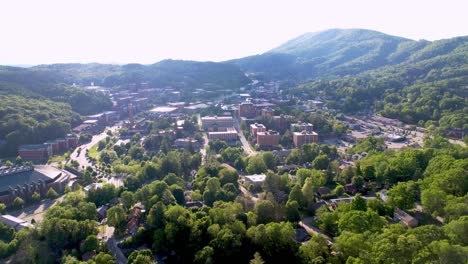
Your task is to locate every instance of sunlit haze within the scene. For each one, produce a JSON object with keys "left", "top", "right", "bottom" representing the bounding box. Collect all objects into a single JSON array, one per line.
[{"left": 1, "top": 0, "right": 467, "bottom": 65}]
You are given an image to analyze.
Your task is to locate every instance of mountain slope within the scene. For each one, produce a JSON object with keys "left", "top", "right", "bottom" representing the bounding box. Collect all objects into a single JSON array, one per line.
[{"left": 229, "top": 29, "right": 467, "bottom": 82}]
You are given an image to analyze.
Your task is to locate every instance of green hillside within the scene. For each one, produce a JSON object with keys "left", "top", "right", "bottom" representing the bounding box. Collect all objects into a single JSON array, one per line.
[{"left": 229, "top": 29, "right": 468, "bottom": 82}]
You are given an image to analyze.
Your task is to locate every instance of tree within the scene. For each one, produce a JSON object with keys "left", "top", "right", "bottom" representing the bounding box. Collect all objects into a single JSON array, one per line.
[
  {"left": 80, "top": 235, "right": 98, "bottom": 253},
  {"left": 128, "top": 249, "right": 156, "bottom": 264},
  {"left": 246, "top": 155, "right": 267, "bottom": 174},
  {"left": 338, "top": 210, "right": 385, "bottom": 233},
  {"left": 387, "top": 181, "right": 418, "bottom": 209},
  {"left": 120, "top": 191, "right": 135, "bottom": 210},
  {"left": 31, "top": 192, "right": 41, "bottom": 202},
  {"left": 262, "top": 152, "right": 278, "bottom": 170},
  {"left": 288, "top": 184, "right": 305, "bottom": 208},
  {"left": 0, "top": 203, "right": 5, "bottom": 213},
  {"left": 421, "top": 189, "right": 447, "bottom": 216},
  {"left": 299, "top": 235, "right": 329, "bottom": 263},
  {"left": 351, "top": 195, "right": 367, "bottom": 211},
  {"left": 95, "top": 252, "right": 116, "bottom": 264},
  {"left": 13, "top": 197, "right": 24, "bottom": 208},
  {"left": 194, "top": 246, "right": 214, "bottom": 264},
  {"left": 312, "top": 154, "right": 329, "bottom": 170},
  {"left": 443, "top": 216, "right": 468, "bottom": 245},
  {"left": 250, "top": 252, "right": 265, "bottom": 264},
  {"left": 285, "top": 201, "right": 301, "bottom": 223},
  {"left": 255, "top": 200, "right": 275, "bottom": 224},
  {"left": 107, "top": 206, "right": 126, "bottom": 230}
]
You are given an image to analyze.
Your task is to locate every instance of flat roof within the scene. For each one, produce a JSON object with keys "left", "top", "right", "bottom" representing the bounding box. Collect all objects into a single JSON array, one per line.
[
  {"left": 19, "top": 144, "right": 47, "bottom": 150},
  {"left": 0, "top": 165, "right": 61, "bottom": 192},
  {"left": 293, "top": 131, "right": 318, "bottom": 135},
  {"left": 149, "top": 106, "right": 178, "bottom": 113},
  {"left": 245, "top": 174, "right": 266, "bottom": 183},
  {"left": 201, "top": 116, "right": 233, "bottom": 120}
]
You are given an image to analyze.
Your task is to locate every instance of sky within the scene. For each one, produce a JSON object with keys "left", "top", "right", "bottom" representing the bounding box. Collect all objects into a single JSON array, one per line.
[{"left": 0, "top": 0, "right": 467, "bottom": 65}]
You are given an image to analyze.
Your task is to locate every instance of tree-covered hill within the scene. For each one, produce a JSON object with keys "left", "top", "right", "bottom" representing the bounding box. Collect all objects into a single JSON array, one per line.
[
  {"left": 229, "top": 29, "right": 468, "bottom": 82},
  {"left": 33, "top": 60, "right": 251, "bottom": 90},
  {"left": 289, "top": 38, "right": 468, "bottom": 135}
]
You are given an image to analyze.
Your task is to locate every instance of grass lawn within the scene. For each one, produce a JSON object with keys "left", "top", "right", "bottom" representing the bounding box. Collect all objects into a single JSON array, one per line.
[{"left": 88, "top": 143, "right": 100, "bottom": 160}]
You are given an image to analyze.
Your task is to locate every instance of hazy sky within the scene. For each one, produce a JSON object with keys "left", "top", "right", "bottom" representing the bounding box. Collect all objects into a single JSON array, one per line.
[{"left": 1, "top": 0, "right": 467, "bottom": 65}]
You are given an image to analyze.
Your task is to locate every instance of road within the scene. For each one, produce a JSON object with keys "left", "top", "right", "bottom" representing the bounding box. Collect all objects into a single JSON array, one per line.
[
  {"left": 69, "top": 125, "right": 120, "bottom": 169},
  {"left": 233, "top": 117, "right": 257, "bottom": 156},
  {"left": 197, "top": 115, "right": 210, "bottom": 165},
  {"left": 107, "top": 236, "right": 127, "bottom": 264},
  {"left": 239, "top": 184, "right": 259, "bottom": 203},
  {"left": 299, "top": 217, "right": 334, "bottom": 245}
]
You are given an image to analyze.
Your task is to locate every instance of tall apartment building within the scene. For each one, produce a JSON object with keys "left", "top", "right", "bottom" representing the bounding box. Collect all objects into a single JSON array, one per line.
[
  {"left": 201, "top": 116, "right": 234, "bottom": 130},
  {"left": 250, "top": 123, "right": 266, "bottom": 137},
  {"left": 293, "top": 131, "right": 319, "bottom": 147},
  {"left": 257, "top": 130, "right": 280, "bottom": 147},
  {"left": 261, "top": 107, "right": 274, "bottom": 117},
  {"left": 239, "top": 102, "right": 256, "bottom": 118}
]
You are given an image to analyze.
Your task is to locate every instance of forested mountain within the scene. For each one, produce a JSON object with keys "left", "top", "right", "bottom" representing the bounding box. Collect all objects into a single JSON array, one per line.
[
  {"left": 288, "top": 35, "right": 468, "bottom": 135},
  {"left": 33, "top": 60, "right": 251, "bottom": 90},
  {"left": 229, "top": 28, "right": 467, "bottom": 81}
]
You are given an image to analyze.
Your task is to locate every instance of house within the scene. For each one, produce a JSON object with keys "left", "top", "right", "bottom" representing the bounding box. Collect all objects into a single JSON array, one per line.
[
  {"left": 0, "top": 214, "right": 33, "bottom": 231},
  {"left": 244, "top": 174, "right": 266, "bottom": 188},
  {"left": 344, "top": 183, "right": 358, "bottom": 194},
  {"left": 316, "top": 187, "right": 332, "bottom": 197},
  {"left": 126, "top": 203, "right": 146, "bottom": 235},
  {"left": 97, "top": 205, "right": 108, "bottom": 221},
  {"left": 394, "top": 208, "right": 418, "bottom": 228}
]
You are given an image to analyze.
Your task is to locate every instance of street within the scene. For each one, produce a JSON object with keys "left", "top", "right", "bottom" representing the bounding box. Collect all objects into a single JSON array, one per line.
[{"left": 233, "top": 117, "right": 257, "bottom": 156}]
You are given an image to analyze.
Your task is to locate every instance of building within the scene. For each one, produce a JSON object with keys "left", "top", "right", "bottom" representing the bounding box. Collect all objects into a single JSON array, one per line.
[
  {"left": 257, "top": 130, "right": 280, "bottom": 147},
  {"left": 309, "top": 100, "right": 324, "bottom": 109},
  {"left": 0, "top": 215, "right": 32, "bottom": 231},
  {"left": 0, "top": 165, "right": 69, "bottom": 206},
  {"left": 207, "top": 127, "right": 238, "bottom": 141},
  {"left": 244, "top": 174, "right": 266, "bottom": 188},
  {"left": 273, "top": 115, "right": 293, "bottom": 131},
  {"left": 250, "top": 123, "right": 266, "bottom": 137},
  {"left": 239, "top": 102, "right": 256, "bottom": 118},
  {"left": 261, "top": 107, "right": 275, "bottom": 117},
  {"left": 56, "top": 138, "right": 69, "bottom": 152},
  {"left": 291, "top": 121, "right": 314, "bottom": 132},
  {"left": 201, "top": 116, "right": 234, "bottom": 130},
  {"left": 394, "top": 208, "right": 418, "bottom": 228},
  {"left": 175, "top": 138, "right": 199, "bottom": 150},
  {"left": 293, "top": 131, "right": 319, "bottom": 147},
  {"left": 18, "top": 144, "right": 51, "bottom": 161}
]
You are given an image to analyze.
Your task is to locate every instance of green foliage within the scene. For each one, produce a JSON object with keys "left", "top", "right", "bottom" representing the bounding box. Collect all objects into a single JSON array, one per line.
[
  {"left": 246, "top": 155, "right": 267, "bottom": 174},
  {"left": 387, "top": 181, "right": 418, "bottom": 209}
]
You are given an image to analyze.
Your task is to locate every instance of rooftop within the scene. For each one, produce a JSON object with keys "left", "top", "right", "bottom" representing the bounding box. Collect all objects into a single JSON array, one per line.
[
  {"left": 201, "top": 116, "right": 233, "bottom": 120},
  {"left": 245, "top": 174, "right": 267, "bottom": 183},
  {"left": 0, "top": 165, "right": 62, "bottom": 193},
  {"left": 293, "top": 131, "right": 318, "bottom": 135},
  {"left": 149, "top": 106, "right": 178, "bottom": 113},
  {"left": 19, "top": 144, "right": 47, "bottom": 151}
]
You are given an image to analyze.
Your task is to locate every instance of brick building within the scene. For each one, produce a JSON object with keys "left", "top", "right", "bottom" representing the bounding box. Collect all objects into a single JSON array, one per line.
[
  {"left": 239, "top": 102, "right": 256, "bottom": 118},
  {"left": 250, "top": 123, "right": 266, "bottom": 137},
  {"left": 18, "top": 144, "right": 52, "bottom": 161},
  {"left": 257, "top": 130, "right": 280, "bottom": 147},
  {"left": 293, "top": 131, "right": 319, "bottom": 147}
]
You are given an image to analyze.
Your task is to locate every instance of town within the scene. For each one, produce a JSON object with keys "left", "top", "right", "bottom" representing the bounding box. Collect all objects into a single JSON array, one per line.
[{"left": 1, "top": 75, "right": 465, "bottom": 264}]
